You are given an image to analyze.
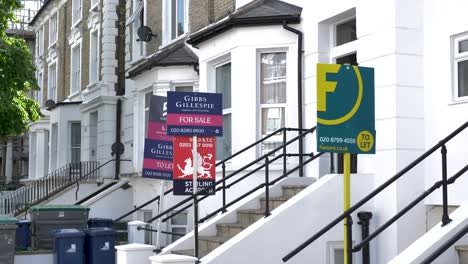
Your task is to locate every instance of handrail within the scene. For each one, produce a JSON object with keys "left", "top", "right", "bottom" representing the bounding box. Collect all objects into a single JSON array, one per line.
[
  {"left": 146, "top": 127, "right": 316, "bottom": 224},
  {"left": 283, "top": 120, "right": 468, "bottom": 263},
  {"left": 113, "top": 127, "right": 310, "bottom": 222},
  {"left": 420, "top": 223, "right": 468, "bottom": 264},
  {"left": 0, "top": 161, "right": 101, "bottom": 215}
]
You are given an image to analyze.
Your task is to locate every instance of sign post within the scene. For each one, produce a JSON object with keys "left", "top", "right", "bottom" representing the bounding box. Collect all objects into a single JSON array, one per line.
[
  {"left": 142, "top": 95, "right": 172, "bottom": 252},
  {"left": 167, "top": 91, "right": 223, "bottom": 259},
  {"left": 317, "top": 64, "right": 375, "bottom": 264}
]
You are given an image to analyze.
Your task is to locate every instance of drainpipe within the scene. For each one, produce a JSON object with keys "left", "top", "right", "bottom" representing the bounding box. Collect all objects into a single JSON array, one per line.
[
  {"left": 282, "top": 21, "right": 304, "bottom": 177},
  {"left": 113, "top": 0, "right": 126, "bottom": 180},
  {"left": 358, "top": 211, "right": 373, "bottom": 264}
]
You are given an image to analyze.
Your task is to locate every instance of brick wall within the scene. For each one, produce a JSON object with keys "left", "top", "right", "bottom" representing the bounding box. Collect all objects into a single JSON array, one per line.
[
  {"left": 213, "top": 0, "right": 234, "bottom": 22},
  {"left": 189, "top": 0, "right": 209, "bottom": 33},
  {"left": 145, "top": 0, "right": 162, "bottom": 55}
]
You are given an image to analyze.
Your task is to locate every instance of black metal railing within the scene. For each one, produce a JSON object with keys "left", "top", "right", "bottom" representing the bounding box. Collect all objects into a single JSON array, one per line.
[
  {"left": 0, "top": 161, "right": 100, "bottom": 216},
  {"left": 135, "top": 127, "right": 320, "bottom": 259},
  {"left": 114, "top": 127, "right": 310, "bottom": 223},
  {"left": 283, "top": 120, "right": 468, "bottom": 263}
]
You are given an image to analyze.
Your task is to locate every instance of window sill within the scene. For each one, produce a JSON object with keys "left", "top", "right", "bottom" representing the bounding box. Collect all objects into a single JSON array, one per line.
[
  {"left": 89, "top": 3, "right": 99, "bottom": 12},
  {"left": 68, "top": 90, "right": 81, "bottom": 101},
  {"left": 48, "top": 41, "right": 57, "bottom": 50},
  {"left": 449, "top": 98, "right": 468, "bottom": 105},
  {"left": 160, "top": 33, "right": 188, "bottom": 50},
  {"left": 71, "top": 19, "right": 82, "bottom": 29}
]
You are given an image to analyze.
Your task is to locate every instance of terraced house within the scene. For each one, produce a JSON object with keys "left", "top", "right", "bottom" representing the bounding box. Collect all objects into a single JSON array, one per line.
[
  {"left": 12, "top": 0, "right": 468, "bottom": 263},
  {"left": 28, "top": 0, "right": 125, "bottom": 180}
]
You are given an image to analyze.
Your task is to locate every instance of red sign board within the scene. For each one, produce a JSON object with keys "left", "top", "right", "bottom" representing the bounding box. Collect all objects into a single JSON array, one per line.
[{"left": 172, "top": 136, "right": 216, "bottom": 195}]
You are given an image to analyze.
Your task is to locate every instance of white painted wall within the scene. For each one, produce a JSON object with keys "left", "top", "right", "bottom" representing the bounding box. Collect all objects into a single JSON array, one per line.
[
  {"left": 84, "top": 180, "right": 134, "bottom": 220},
  {"left": 423, "top": 0, "right": 468, "bottom": 206},
  {"left": 194, "top": 1, "right": 426, "bottom": 261},
  {"left": 45, "top": 182, "right": 99, "bottom": 205},
  {"left": 49, "top": 104, "right": 82, "bottom": 169}
]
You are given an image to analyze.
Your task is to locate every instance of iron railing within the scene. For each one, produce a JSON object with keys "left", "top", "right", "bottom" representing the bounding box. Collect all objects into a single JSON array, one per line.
[
  {"left": 0, "top": 161, "right": 100, "bottom": 216},
  {"left": 129, "top": 127, "right": 320, "bottom": 259},
  {"left": 114, "top": 127, "right": 309, "bottom": 223},
  {"left": 283, "top": 120, "right": 468, "bottom": 263}
]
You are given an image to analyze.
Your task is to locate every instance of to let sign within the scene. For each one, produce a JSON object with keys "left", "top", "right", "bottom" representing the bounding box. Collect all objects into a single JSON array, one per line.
[
  {"left": 173, "top": 136, "right": 216, "bottom": 195},
  {"left": 316, "top": 64, "right": 376, "bottom": 154},
  {"left": 166, "top": 91, "right": 223, "bottom": 136},
  {"left": 142, "top": 95, "right": 173, "bottom": 180}
]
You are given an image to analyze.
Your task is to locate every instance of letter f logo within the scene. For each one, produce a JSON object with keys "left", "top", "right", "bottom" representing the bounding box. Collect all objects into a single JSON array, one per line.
[{"left": 317, "top": 64, "right": 341, "bottom": 112}]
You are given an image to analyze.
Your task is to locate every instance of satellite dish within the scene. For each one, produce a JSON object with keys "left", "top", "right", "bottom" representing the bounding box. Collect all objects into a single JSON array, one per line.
[
  {"left": 137, "top": 26, "right": 157, "bottom": 42},
  {"left": 45, "top": 99, "right": 56, "bottom": 110}
]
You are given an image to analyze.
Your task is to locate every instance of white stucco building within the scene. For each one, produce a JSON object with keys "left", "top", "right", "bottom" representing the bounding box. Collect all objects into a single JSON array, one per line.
[{"left": 20, "top": 0, "right": 468, "bottom": 262}]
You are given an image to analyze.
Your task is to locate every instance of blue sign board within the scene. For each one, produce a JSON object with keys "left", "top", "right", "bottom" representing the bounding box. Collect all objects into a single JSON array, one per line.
[
  {"left": 167, "top": 91, "right": 223, "bottom": 136},
  {"left": 142, "top": 95, "right": 173, "bottom": 180}
]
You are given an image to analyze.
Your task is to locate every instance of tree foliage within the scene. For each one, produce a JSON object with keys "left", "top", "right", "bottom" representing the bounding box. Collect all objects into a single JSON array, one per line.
[{"left": 0, "top": 0, "right": 41, "bottom": 138}]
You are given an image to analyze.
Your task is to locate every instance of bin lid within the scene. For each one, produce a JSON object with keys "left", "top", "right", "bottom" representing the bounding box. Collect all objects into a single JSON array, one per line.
[
  {"left": 54, "top": 229, "right": 85, "bottom": 238},
  {"left": 30, "top": 205, "right": 90, "bottom": 212},
  {"left": 0, "top": 216, "right": 18, "bottom": 224},
  {"left": 88, "top": 218, "right": 113, "bottom": 222},
  {"left": 16, "top": 219, "right": 31, "bottom": 224},
  {"left": 85, "top": 227, "right": 116, "bottom": 236}
]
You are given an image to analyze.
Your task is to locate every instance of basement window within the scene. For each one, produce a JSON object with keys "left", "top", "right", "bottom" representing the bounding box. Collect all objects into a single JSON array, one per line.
[{"left": 168, "top": 212, "right": 187, "bottom": 243}]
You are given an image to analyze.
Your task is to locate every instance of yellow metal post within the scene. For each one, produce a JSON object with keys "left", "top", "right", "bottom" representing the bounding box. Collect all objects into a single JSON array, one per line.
[{"left": 343, "top": 153, "right": 351, "bottom": 264}]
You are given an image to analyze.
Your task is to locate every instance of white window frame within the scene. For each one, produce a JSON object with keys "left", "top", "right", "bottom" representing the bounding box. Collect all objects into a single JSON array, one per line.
[
  {"left": 326, "top": 241, "right": 351, "bottom": 264},
  {"left": 48, "top": 13, "right": 58, "bottom": 47},
  {"left": 37, "top": 71, "right": 43, "bottom": 105},
  {"left": 38, "top": 26, "right": 44, "bottom": 57},
  {"left": 167, "top": 211, "right": 188, "bottom": 244},
  {"left": 453, "top": 34, "right": 468, "bottom": 101},
  {"left": 214, "top": 61, "right": 232, "bottom": 161},
  {"left": 330, "top": 16, "right": 357, "bottom": 62},
  {"left": 162, "top": 0, "right": 188, "bottom": 45},
  {"left": 70, "top": 42, "right": 82, "bottom": 96},
  {"left": 69, "top": 121, "right": 81, "bottom": 164},
  {"left": 128, "top": 0, "right": 145, "bottom": 62},
  {"left": 47, "top": 62, "right": 57, "bottom": 101},
  {"left": 89, "top": 28, "right": 100, "bottom": 84},
  {"left": 72, "top": 0, "right": 82, "bottom": 28},
  {"left": 257, "top": 50, "right": 288, "bottom": 157}
]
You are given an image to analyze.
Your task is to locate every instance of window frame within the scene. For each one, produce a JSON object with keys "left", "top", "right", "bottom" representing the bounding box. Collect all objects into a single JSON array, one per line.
[
  {"left": 162, "top": 0, "right": 188, "bottom": 45},
  {"left": 36, "top": 70, "right": 43, "bottom": 105},
  {"left": 48, "top": 13, "right": 58, "bottom": 47},
  {"left": 167, "top": 211, "right": 187, "bottom": 243},
  {"left": 48, "top": 61, "right": 57, "bottom": 101},
  {"left": 453, "top": 34, "right": 468, "bottom": 101},
  {"left": 69, "top": 121, "right": 82, "bottom": 164},
  {"left": 257, "top": 50, "right": 288, "bottom": 157},
  {"left": 127, "top": 0, "right": 145, "bottom": 63},
  {"left": 215, "top": 61, "right": 232, "bottom": 161},
  {"left": 71, "top": 0, "right": 82, "bottom": 28},
  {"left": 89, "top": 28, "right": 100, "bottom": 84},
  {"left": 70, "top": 42, "right": 82, "bottom": 96},
  {"left": 38, "top": 26, "right": 44, "bottom": 57}
]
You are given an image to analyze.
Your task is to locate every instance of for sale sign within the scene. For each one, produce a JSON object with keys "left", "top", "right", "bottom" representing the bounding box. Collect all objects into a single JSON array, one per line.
[
  {"left": 173, "top": 136, "right": 216, "bottom": 195},
  {"left": 142, "top": 95, "right": 173, "bottom": 180},
  {"left": 166, "top": 91, "right": 223, "bottom": 137}
]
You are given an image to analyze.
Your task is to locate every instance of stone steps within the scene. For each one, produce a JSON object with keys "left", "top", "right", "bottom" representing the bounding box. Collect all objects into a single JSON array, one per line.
[
  {"left": 171, "top": 184, "right": 308, "bottom": 258},
  {"left": 457, "top": 245, "right": 468, "bottom": 264}
]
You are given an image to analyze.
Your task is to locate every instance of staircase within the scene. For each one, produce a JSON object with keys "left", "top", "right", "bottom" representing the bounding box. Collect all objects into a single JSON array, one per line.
[
  {"left": 172, "top": 185, "right": 307, "bottom": 258},
  {"left": 0, "top": 161, "right": 99, "bottom": 216}
]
